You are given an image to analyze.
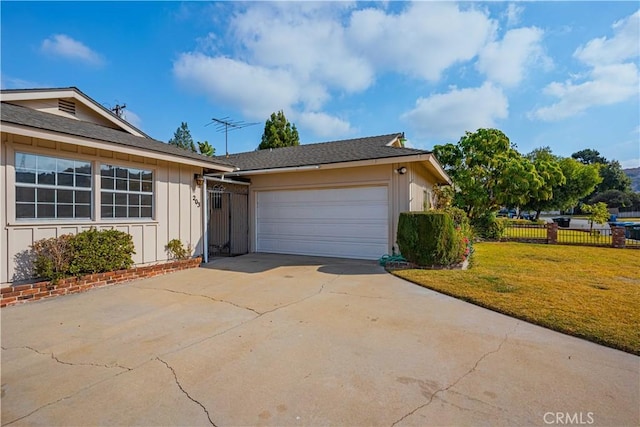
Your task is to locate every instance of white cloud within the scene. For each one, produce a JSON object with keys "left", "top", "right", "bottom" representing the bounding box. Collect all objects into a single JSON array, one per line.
[
  {"left": 0, "top": 74, "right": 44, "bottom": 89},
  {"left": 531, "top": 62, "right": 639, "bottom": 121},
  {"left": 173, "top": 2, "right": 504, "bottom": 139},
  {"left": 574, "top": 11, "right": 639, "bottom": 66},
  {"left": 503, "top": 3, "right": 524, "bottom": 28},
  {"left": 531, "top": 10, "right": 640, "bottom": 122},
  {"left": 41, "top": 34, "right": 103, "bottom": 66},
  {"left": 173, "top": 53, "right": 301, "bottom": 119},
  {"left": 402, "top": 83, "right": 508, "bottom": 140},
  {"left": 477, "top": 27, "right": 548, "bottom": 87},
  {"left": 348, "top": 2, "right": 495, "bottom": 81},
  {"left": 122, "top": 110, "right": 142, "bottom": 130},
  {"left": 295, "top": 112, "right": 354, "bottom": 139},
  {"left": 231, "top": 2, "right": 373, "bottom": 93}
]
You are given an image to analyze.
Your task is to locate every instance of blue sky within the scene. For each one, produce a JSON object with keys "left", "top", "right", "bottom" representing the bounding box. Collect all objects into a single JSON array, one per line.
[{"left": 2, "top": 1, "right": 639, "bottom": 167}]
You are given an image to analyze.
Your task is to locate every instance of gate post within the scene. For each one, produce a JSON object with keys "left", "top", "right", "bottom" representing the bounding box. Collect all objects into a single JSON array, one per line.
[
  {"left": 611, "top": 226, "right": 626, "bottom": 248},
  {"left": 547, "top": 222, "right": 558, "bottom": 244},
  {"left": 203, "top": 177, "right": 209, "bottom": 263}
]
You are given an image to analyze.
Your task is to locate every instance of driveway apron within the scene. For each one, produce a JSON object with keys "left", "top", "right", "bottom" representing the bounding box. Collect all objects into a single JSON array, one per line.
[{"left": 1, "top": 254, "right": 638, "bottom": 426}]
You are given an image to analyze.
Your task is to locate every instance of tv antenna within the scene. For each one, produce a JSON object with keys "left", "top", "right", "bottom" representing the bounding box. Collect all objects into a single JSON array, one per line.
[
  {"left": 206, "top": 117, "right": 259, "bottom": 156},
  {"left": 111, "top": 103, "right": 126, "bottom": 118}
]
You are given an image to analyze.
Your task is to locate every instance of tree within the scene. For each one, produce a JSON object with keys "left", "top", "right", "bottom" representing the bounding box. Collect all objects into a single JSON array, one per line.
[
  {"left": 553, "top": 158, "right": 602, "bottom": 211},
  {"left": 588, "top": 189, "right": 631, "bottom": 208},
  {"left": 629, "top": 192, "right": 640, "bottom": 210},
  {"left": 433, "top": 128, "right": 543, "bottom": 219},
  {"left": 571, "top": 149, "right": 606, "bottom": 165},
  {"left": 597, "top": 160, "right": 632, "bottom": 193},
  {"left": 570, "top": 149, "right": 631, "bottom": 196},
  {"left": 197, "top": 141, "right": 215, "bottom": 157},
  {"left": 581, "top": 202, "right": 609, "bottom": 233},
  {"left": 169, "top": 123, "right": 216, "bottom": 156},
  {"left": 523, "top": 147, "right": 566, "bottom": 219},
  {"left": 258, "top": 111, "right": 299, "bottom": 150},
  {"left": 169, "top": 122, "right": 196, "bottom": 152}
]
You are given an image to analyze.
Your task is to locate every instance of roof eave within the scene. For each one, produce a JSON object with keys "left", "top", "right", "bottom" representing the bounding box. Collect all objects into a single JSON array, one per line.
[
  {"left": 1, "top": 87, "right": 150, "bottom": 138},
  {"left": 416, "top": 153, "right": 452, "bottom": 185},
  {"left": 2, "top": 122, "right": 235, "bottom": 172},
  {"left": 214, "top": 153, "right": 442, "bottom": 177}
]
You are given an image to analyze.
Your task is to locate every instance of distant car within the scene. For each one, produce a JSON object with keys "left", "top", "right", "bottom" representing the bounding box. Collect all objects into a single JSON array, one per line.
[{"left": 498, "top": 208, "right": 516, "bottom": 218}]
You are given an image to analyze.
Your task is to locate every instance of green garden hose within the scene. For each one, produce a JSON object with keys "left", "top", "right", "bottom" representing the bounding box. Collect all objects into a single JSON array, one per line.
[{"left": 378, "top": 254, "right": 407, "bottom": 266}]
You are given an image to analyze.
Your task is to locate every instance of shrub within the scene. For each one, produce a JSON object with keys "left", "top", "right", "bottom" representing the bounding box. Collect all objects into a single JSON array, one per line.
[
  {"left": 69, "top": 228, "right": 135, "bottom": 275},
  {"left": 166, "top": 239, "right": 191, "bottom": 260},
  {"left": 31, "top": 234, "right": 74, "bottom": 283},
  {"left": 472, "top": 212, "right": 505, "bottom": 240},
  {"left": 397, "top": 212, "right": 464, "bottom": 267},
  {"left": 30, "top": 229, "right": 135, "bottom": 282},
  {"left": 501, "top": 218, "right": 545, "bottom": 226}
]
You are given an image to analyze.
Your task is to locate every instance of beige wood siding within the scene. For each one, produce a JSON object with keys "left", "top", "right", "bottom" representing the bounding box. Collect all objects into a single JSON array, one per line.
[
  {"left": 7, "top": 99, "right": 120, "bottom": 129},
  {"left": 409, "top": 163, "right": 436, "bottom": 211},
  {"left": 1, "top": 132, "right": 203, "bottom": 284}
]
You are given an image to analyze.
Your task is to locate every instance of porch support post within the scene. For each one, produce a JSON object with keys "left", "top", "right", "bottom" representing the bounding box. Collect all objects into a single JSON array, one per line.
[{"left": 202, "top": 176, "right": 209, "bottom": 263}]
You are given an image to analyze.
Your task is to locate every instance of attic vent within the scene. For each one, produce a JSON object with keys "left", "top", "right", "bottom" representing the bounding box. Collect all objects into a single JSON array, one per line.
[{"left": 58, "top": 99, "right": 76, "bottom": 115}]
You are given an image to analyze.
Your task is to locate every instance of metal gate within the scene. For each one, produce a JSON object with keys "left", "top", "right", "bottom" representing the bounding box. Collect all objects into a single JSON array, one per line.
[{"left": 208, "top": 183, "right": 248, "bottom": 256}]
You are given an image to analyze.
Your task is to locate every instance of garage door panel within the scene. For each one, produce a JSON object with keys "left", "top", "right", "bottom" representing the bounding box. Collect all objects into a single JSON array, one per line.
[
  {"left": 256, "top": 187, "right": 389, "bottom": 260},
  {"left": 260, "top": 202, "right": 387, "bottom": 220},
  {"left": 258, "top": 219, "right": 386, "bottom": 236}
]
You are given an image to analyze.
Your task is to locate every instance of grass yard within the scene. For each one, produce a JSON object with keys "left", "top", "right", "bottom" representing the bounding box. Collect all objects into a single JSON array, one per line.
[{"left": 393, "top": 242, "right": 640, "bottom": 355}]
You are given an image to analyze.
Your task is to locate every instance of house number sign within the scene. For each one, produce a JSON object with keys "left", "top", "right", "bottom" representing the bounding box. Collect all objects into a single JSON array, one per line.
[{"left": 193, "top": 195, "right": 200, "bottom": 207}]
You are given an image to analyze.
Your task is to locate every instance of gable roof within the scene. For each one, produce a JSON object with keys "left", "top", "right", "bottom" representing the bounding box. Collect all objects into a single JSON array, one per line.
[
  {"left": 219, "top": 133, "right": 431, "bottom": 172},
  {"left": 1, "top": 87, "right": 150, "bottom": 138},
  {"left": 1, "top": 101, "right": 235, "bottom": 170}
]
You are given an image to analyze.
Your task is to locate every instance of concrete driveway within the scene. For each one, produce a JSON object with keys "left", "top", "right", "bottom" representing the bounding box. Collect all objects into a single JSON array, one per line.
[{"left": 1, "top": 254, "right": 638, "bottom": 426}]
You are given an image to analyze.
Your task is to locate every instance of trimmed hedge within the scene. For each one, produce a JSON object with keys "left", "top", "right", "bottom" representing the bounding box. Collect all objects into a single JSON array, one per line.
[
  {"left": 397, "top": 211, "right": 464, "bottom": 267},
  {"left": 471, "top": 212, "right": 505, "bottom": 240},
  {"left": 31, "top": 228, "right": 135, "bottom": 282},
  {"left": 69, "top": 228, "right": 135, "bottom": 275}
]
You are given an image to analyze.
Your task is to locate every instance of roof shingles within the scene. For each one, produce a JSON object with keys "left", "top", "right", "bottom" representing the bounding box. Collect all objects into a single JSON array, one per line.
[
  {"left": 1, "top": 102, "right": 235, "bottom": 168},
  {"left": 3, "top": 102, "right": 431, "bottom": 172},
  {"left": 219, "top": 133, "right": 431, "bottom": 171}
]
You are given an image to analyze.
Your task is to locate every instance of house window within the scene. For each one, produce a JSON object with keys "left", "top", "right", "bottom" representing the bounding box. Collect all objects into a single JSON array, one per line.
[
  {"left": 423, "top": 190, "right": 432, "bottom": 210},
  {"left": 15, "top": 152, "right": 92, "bottom": 219},
  {"left": 100, "top": 164, "right": 153, "bottom": 219}
]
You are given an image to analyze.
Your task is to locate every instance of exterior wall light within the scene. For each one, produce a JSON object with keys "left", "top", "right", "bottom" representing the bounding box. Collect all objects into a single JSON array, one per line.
[
  {"left": 194, "top": 174, "right": 204, "bottom": 187},
  {"left": 396, "top": 166, "right": 407, "bottom": 175}
]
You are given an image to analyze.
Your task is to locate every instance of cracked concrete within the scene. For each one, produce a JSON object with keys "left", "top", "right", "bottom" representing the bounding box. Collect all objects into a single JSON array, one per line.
[
  {"left": 2, "top": 345, "right": 132, "bottom": 371},
  {"left": 134, "top": 285, "right": 263, "bottom": 315},
  {"left": 156, "top": 357, "right": 216, "bottom": 427},
  {"left": 2, "top": 253, "right": 638, "bottom": 426},
  {"left": 391, "top": 325, "right": 516, "bottom": 426}
]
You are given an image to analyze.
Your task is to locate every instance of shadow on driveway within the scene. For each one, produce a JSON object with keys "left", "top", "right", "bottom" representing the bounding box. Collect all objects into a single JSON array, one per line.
[{"left": 201, "top": 252, "right": 386, "bottom": 275}]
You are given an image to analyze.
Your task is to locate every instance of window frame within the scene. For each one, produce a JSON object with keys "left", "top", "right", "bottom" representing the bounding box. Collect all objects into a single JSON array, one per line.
[
  {"left": 100, "top": 163, "right": 154, "bottom": 220},
  {"left": 14, "top": 151, "right": 93, "bottom": 221}
]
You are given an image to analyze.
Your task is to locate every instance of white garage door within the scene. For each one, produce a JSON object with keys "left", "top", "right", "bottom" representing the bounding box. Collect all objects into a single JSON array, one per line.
[{"left": 256, "top": 187, "right": 389, "bottom": 260}]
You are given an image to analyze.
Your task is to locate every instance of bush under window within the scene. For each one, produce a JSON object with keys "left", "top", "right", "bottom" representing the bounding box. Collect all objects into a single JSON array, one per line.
[{"left": 30, "top": 228, "right": 135, "bottom": 282}]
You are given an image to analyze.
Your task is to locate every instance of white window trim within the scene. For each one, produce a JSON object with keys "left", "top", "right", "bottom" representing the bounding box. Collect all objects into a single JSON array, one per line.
[{"left": 14, "top": 151, "right": 94, "bottom": 221}]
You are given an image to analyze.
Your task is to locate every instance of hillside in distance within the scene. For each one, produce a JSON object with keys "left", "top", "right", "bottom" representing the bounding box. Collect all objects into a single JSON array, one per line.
[{"left": 625, "top": 167, "right": 640, "bottom": 192}]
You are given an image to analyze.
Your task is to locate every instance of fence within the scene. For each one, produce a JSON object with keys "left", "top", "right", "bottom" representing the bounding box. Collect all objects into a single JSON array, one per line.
[
  {"left": 501, "top": 223, "right": 640, "bottom": 249},
  {"left": 618, "top": 211, "right": 640, "bottom": 218}
]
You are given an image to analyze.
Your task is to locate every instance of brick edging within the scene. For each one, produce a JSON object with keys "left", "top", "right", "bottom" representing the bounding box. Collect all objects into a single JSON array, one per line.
[{"left": 0, "top": 257, "right": 202, "bottom": 308}]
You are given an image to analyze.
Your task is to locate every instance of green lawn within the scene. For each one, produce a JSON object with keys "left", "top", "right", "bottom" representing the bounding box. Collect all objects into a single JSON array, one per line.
[{"left": 393, "top": 242, "right": 640, "bottom": 355}]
